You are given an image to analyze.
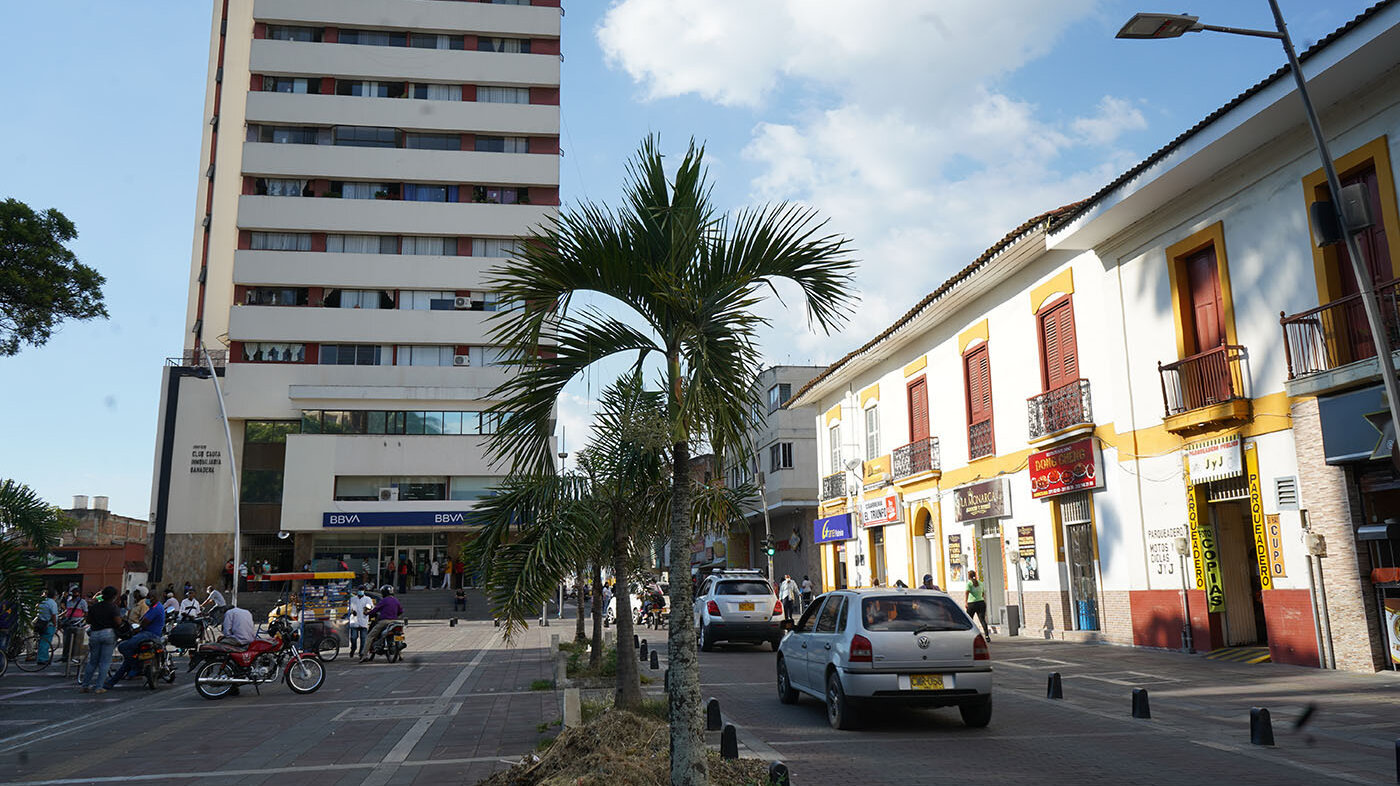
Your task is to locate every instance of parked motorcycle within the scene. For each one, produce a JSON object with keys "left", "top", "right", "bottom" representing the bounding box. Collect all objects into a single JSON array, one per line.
[
  {"left": 110, "top": 625, "right": 176, "bottom": 690},
  {"left": 191, "top": 615, "right": 324, "bottom": 700},
  {"left": 363, "top": 619, "right": 407, "bottom": 663}
]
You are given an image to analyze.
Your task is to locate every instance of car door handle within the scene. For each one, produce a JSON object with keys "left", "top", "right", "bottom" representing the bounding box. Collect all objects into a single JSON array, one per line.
[{"left": 801, "top": 643, "right": 807, "bottom": 648}]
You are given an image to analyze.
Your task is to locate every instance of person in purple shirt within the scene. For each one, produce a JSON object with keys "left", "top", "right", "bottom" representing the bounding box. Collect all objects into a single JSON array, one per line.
[
  {"left": 105, "top": 591, "right": 165, "bottom": 689},
  {"left": 362, "top": 586, "right": 403, "bottom": 661}
]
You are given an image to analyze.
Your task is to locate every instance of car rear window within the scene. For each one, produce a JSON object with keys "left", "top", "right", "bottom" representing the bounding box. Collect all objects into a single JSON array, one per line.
[
  {"left": 715, "top": 580, "right": 771, "bottom": 596},
  {"left": 860, "top": 595, "right": 972, "bottom": 632}
]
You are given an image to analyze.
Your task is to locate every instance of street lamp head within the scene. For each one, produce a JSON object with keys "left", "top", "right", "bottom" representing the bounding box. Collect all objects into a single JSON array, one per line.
[{"left": 1116, "top": 12, "right": 1201, "bottom": 39}]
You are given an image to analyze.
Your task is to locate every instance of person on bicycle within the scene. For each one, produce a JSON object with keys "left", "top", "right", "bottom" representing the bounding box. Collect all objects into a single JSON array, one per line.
[
  {"left": 362, "top": 586, "right": 402, "bottom": 661},
  {"left": 104, "top": 588, "right": 165, "bottom": 689}
]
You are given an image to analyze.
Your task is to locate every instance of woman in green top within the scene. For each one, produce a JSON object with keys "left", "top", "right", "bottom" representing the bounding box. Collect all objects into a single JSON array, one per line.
[{"left": 965, "top": 571, "right": 990, "bottom": 638}]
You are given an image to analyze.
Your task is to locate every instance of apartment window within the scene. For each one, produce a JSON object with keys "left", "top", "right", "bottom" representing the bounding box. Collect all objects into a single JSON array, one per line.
[
  {"left": 478, "top": 37, "right": 531, "bottom": 54},
  {"left": 476, "top": 86, "right": 530, "bottom": 104},
  {"left": 318, "top": 344, "right": 388, "bottom": 366},
  {"left": 864, "top": 405, "right": 880, "bottom": 459},
  {"left": 769, "top": 442, "right": 793, "bottom": 472},
  {"left": 263, "top": 76, "right": 319, "bottom": 94},
  {"left": 266, "top": 25, "right": 320, "bottom": 42},
  {"left": 249, "top": 232, "right": 311, "bottom": 251},
  {"left": 405, "top": 133, "right": 460, "bottom": 150},
  {"left": 1038, "top": 296, "right": 1079, "bottom": 391},
  {"left": 404, "top": 183, "right": 457, "bottom": 202},
  {"left": 399, "top": 290, "right": 456, "bottom": 310},
  {"left": 474, "top": 136, "right": 530, "bottom": 154},
  {"left": 472, "top": 186, "right": 527, "bottom": 204},
  {"left": 472, "top": 238, "right": 523, "bottom": 257},
  {"left": 490, "top": 0, "right": 529, "bottom": 5},
  {"left": 245, "top": 421, "right": 300, "bottom": 444},
  {"left": 241, "top": 342, "right": 305, "bottom": 363},
  {"left": 325, "top": 289, "right": 393, "bottom": 309},
  {"left": 334, "top": 476, "right": 446, "bottom": 502},
  {"left": 396, "top": 345, "right": 456, "bottom": 366},
  {"left": 249, "top": 125, "right": 324, "bottom": 145},
  {"left": 255, "top": 178, "right": 309, "bottom": 197},
  {"left": 964, "top": 344, "right": 994, "bottom": 459},
  {"left": 410, "top": 33, "right": 463, "bottom": 50},
  {"left": 449, "top": 476, "right": 495, "bottom": 501},
  {"left": 337, "top": 80, "right": 405, "bottom": 98},
  {"left": 481, "top": 292, "right": 519, "bottom": 312},
  {"left": 326, "top": 234, "right": 397, "bottom": 254},
  {"left": 410, "top": 83, "right": 462, "bottom": 101},
  {"left": 244, "top": 287, "right": 308, "bottom": 306},
  {"left": 240, "top": 469, "right": 284, "bottom": 504},
  {"left": 334, "top": 126, "right": 398, "bottom": 148},
  {"left": 767, "top": 383, "right": 791, "bottom": 413},
  {"left": 829, "top": 423, "right": 841, "bottom": 473},
  {"left": 907, "top": 376, "right": 929, "bottom": 442},
  {"left": 339, "top": 29, "right": 407, "bottom": 47},
  {"left": 337, "top": 182, "right": 391, "bottom": 200},
  {"left": 397, "top": 236, "right": 454, "bottom": 256}
]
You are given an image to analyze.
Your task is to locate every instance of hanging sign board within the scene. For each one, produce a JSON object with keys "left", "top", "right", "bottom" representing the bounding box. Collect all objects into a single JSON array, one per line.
[
  {"left": 813, "top": 514, "right": 854, "bottom": 544},
  {"left": 861, "top": 491, "right": 902, "bottom": 527},
  {"left": 1028, "top": 438, "right": 1103, "bottom": 499},
  {"left": 954, "top": 479, "right": 1009, "bottom": 522},
  {"left": 1244, "top": 442, "right": 1273, "bottom": 590},
  {"left": 1186, "top": 435, "right": 1243, "bottom": 484}
]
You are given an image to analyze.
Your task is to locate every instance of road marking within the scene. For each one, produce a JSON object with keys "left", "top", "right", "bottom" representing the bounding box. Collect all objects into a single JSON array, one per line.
[
  {"left": 1191, "top": 740, "right": 1375, "bottom": 785},
  {"left": 0, "top": 754, "right": 524, "bottom": 786},
  {"left": 767, "top": 730, "right": 1157, "bottom": 746}
]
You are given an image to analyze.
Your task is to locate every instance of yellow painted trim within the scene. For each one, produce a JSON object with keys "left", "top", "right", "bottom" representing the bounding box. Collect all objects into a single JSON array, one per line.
[
  {"left": 1303, "top": 136, "right": 1400, "bottom": 304},
  {"left": 1030, "top": 267, "right": 1075, "bottom": 313},
  {"left": 863, "top": 455, "right": 891, "bottom": 483},
  {"left": 1162, "top": 399, "right": 1252, "bottom": 435},
  {"left": 825, "top": 404, "right": 842, "bottom": 426},
  {"left": 1092, "top": 392, "right": 1292, "bottom": 459},
  {"left": 906, "top": 508, "right": 917, "bottom": 587},
  {"left": 860, "top": 383, "right": 881, "bottom": 406},
  {"left": 895, "top": 475, "right": 943, "bottom": 496},
  {"left": 1165, "top": 221, "right": 1238, "bottom": 358},
  {"left": 902, "top": 356, "right": 927, "bottom": 378},
  {"left": 958, "top": 320, "right": 989, "bottom": 354},
  {"left": 1050, "top": 496, "right": 1065, "bottom": 563}
]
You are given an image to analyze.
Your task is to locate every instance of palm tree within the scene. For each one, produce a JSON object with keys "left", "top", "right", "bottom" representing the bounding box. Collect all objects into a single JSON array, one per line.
[
  {"left": 486, "top": 135, "right": 856, "bottom": 785},
  {"left": 0, "top": 480, "right": 68, "bottom": 629}
]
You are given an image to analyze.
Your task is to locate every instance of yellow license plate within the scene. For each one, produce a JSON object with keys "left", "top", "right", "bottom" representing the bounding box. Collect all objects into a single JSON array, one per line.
[
  {"left": 911, "top": 674, "right": 945, "bottom": 690},
  {"left": 738, "top": 602, "right": 755, "bottom": 611}
]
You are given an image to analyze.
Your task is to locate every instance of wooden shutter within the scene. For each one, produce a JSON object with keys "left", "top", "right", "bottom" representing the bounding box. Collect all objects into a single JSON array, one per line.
[
  {"left": 1039, "top": 298, "right": 1078, "bottom": 390},
  {"left": 1336, "top": 165, "right": 1392, "bottom": 293},
  {"left": 908, "top": 377, "right": 929, "bottom": 442},
  {"left": 965, "top": 345, "right": 992, "bottom": 422},
  {"left": 1185, "top": 248, "right": 1224, "bottom": 353}
]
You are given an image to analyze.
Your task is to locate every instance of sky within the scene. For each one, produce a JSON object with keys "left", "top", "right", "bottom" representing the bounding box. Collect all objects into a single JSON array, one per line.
[{"left": 0, "top": 0, "right": 1376, "bottom": 518}]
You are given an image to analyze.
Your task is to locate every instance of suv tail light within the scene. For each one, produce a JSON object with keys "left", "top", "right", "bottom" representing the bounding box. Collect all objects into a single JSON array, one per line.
[
  {"left": 973, "top": 634, "right": 990, "bottom": 660},
  {"left": 850, "top": 634, "right": 873, "bottom": 663},
  {"left": 773, "top": 600, "right": 783, "bottom": 618},
  {"left": 706, "top": 600, "right": 720, "bottom": 616}
]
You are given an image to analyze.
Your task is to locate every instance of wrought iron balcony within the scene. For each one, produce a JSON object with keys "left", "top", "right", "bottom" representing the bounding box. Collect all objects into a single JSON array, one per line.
[
  {"left": 166, "top": 348, "right": 227, "bottom": 367},
  {"left": 891, "top": 437, "right": 940, "bottom": 480},
  {"left": 821, "top": 471, "right": 847, "bottom": 501},
  {"left": 1158, "top": 344, "right": 1249, "bottom": 431},
  {"left": 1027, "top": 379, "right": 1093, "bottom": 440},
  {"left": 968, "top": 419, "right": 995, "bottom": 460},
  {"left": 1281, "top": 279, "right": 1400, "bottom": 379}
]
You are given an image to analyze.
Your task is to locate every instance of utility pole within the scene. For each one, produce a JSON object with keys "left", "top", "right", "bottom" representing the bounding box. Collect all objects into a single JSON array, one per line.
[{"left": 757, "top": 469, "right": 775, "bottom": 583}]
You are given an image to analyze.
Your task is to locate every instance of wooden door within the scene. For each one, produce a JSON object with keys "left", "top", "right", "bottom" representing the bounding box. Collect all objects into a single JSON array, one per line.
[
  {"left": 1185, "top": 248, "right": 1224, "bottom": 354},
  {"left": 1213, "top": 503, "right": 1260, "bottom": 646},
  {"left": 1335, "top": 165, "right": 1392, "bottom": 361},
  {"left": 1039, "top": 297, "right": 1079, "bottom": 391},
  {"left": 907, "top": 377, "right": 929, "bottom": 443}
]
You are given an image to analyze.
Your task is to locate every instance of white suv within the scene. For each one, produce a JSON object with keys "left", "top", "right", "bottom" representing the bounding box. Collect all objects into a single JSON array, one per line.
[{"left": 693, "top": 570, "right": 784, "bottom": 651}]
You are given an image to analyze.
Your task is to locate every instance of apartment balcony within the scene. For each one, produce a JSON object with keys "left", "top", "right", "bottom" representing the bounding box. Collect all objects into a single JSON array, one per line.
[
  {"left": 1158, "top": 344, "right": 1251, "bottom": 435},
  {"left": 891, "top": 437, "right": 940, "bottom": 481},
  {"left": 1281, "top": 280, "right": 1400, "bottom": 397},
  {"left": 821, "top": 471, "right": 847, "bottom": 502},
  {"left": 245, "top": 92, "right": 560, "bottom": 137},
  {"left": 1026, "top": 378, "right": 1093, "bottom": 445},
  {"left": 248, "top": 40, "right": 560, "bottom": 89},
  {"left": 968, "top": 420, "right": 995, "bottom": 460}
]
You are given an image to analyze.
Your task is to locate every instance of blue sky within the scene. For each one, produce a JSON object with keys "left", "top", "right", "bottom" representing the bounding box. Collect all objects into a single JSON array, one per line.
[{"left": 0, "top": 1, "right": 1375, "bottom": 517}]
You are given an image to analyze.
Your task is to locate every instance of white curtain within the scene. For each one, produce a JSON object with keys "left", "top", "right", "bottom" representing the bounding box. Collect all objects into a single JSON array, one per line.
[
  {"left": 401, "top": 236, "right": 446, "bottom": 256},
  {"left": 477, "top": 86, "right": 528, "bottom": 104},
  {"left": 250, "top": 232, "right": 311, "bottom": 251},
  {"left": 341, "top": 182, "right": 383, "bottom": 199},
  {"left": 328, "top": 234, "right": 387, "bottom": 253},
  {"left": 472, "top": 238, "right": 523, "bottom": 258},
  {"left": 264, "top": 178, "right": 307, "bottom": 196},
  {"left": 242, "top": 342, "right": 305, "bottom": 362},
  {"left": 424, "top": 84, "right": 462, "bottom": 101}
]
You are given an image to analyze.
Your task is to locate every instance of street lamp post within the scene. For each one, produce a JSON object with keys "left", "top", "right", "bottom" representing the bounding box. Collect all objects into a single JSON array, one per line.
[
  {"left": 197, "top": 343, "right": 242, "bottom": 607},
  {"left": 756, "top": 467, "right": 775, "bottom": 583},
  {"left": 1117, "top": 3, "right": 1400, "bottom": 448}
]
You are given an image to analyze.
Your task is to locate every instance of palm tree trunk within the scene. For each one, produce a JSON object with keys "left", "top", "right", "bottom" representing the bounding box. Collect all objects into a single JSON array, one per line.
[
  {"left": 666, "top": 437, "right": 705, "bottom": 786},
  {"left": 574, "top": 567, "right": 587, "bottom": 643},
  {"left": 589, "top": 562, "right": 604, "bottom": 669},
  {"left": 612, "top": 516, "right": 642, "bottom": 710}
]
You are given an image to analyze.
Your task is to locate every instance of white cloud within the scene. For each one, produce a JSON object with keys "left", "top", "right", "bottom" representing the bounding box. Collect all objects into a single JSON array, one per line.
[{"left": 1073, "top": 96, "right": 1149, "bottom": 145}]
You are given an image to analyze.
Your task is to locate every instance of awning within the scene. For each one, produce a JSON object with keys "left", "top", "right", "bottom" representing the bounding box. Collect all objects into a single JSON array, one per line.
[{"left": 1357, "top": 522, "right": 1400, "bottom": 541}]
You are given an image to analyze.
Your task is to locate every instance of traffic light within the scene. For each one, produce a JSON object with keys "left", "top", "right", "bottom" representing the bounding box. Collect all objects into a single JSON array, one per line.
[{"left": 762, "top": 539, "right": 775, "bottom": 557}]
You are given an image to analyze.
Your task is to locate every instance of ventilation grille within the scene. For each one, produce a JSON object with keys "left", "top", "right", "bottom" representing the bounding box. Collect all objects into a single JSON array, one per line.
[
  {"left": 1058, "top": 491, "right": 1092, "bottom": 525},
  {"left": 1275, "top": 476, "right": 1299, "bottom": 510},
  {"left": 1206, "top": 475, "right": 1250, "bottom": 502}
]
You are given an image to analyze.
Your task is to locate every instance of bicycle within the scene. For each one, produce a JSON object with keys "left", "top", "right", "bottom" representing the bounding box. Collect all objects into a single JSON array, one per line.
[{"left": 12, "top": 626, "right": 62, "bottom": 672}]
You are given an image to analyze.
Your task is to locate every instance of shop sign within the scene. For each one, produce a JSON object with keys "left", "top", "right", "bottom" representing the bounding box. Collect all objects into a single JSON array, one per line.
[
  {"left": 26, "top": 550, "right": 79, "bottom": 570},
  {"left": 813, "top": 513, "right": 854, "bottom": 544},
  {"left": 1385, "top": 598, "right": 1400, "bottom": 666},
  {"left": 322, "top": 511, "right": 481, "bottom": 527},
  {"left": 1186, "top": 435, "right": 1243, "bottom": 484},
  {"left": 1016, "top": 526, "right": 1039, "bottom": 581},
  {"left": 860, "top": 491, "right": 901, "bottom": 527},
  {"left": 1146, "top": 525, "right": 1185, "bottom": 577},
  {"left": 948, "top": 533, "right": 964, "bottom": 583},
  {"left": 954, "top": 479, "right": 1009, "bottom": 523},
  {"left": 1029, "top": 438, "right": 1102, "bottom": 499},
  {"left": 1185, "top": 463, "right": 1225, "bottom": 612},
  {"left": 1244, "top": 443, "right": 1273, "bottom": 590},
  {"left": 1265, "top": 514, "right": 1286, "bottom": 578}
]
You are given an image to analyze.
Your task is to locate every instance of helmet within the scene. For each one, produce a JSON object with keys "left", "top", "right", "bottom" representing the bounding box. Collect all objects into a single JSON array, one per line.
[
  {"left": 380, "top": 585, "right": 395, "bottom": 596},
  {"left": 132, "top": 585, "right": 148, "bottom": 600}
]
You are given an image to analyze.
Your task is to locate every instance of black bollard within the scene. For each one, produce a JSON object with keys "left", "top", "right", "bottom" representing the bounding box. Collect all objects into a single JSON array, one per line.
[
  {"left": 663, "top": 668, "right": 669, "bottom": 691},
  {"left": 720, "top": 724, "right": 739, "bottom": 760},
  {"left": 633, "top": 634, "right": 639, "bottom": 648},
  {"left": 493, "top": 618, "right": 500, "bottom": 628},
  {"left": 706, "top": 697, "right": 722, "bottom": 731},
  {"left": 1394, "top": 738, "right": 1399, "bottom": 783},
  {"left": 650, "top": 649, "right": 659, "bottom": 670},
  {"left": 1131, "top": 688, "right": 1151, "bottom": 719},
  {"left": 1250, "top": 707, "right": 1275, "bottom": 746},
  {"left": 449, "top": 618, "right": 457, "bottom": 627},
  {"left": 768, "top": 761, "right": 791, "bottom": 786},
  {"left": 639, "top": 640, "right": 648, "bottom": 662},
  {"left": 1047, "top": 672, "right": 1063, "bottom": 699}
]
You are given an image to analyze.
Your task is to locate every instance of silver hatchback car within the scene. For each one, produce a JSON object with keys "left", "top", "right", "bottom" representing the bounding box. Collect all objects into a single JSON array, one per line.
[{"left": 776, "top": 588, "right": 993, "bottom": 729}]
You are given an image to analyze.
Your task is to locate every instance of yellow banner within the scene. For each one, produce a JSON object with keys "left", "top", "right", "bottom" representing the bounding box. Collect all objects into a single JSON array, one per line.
[{"left": 1244, "top": 443, "right": 1272, "bottom": 591}]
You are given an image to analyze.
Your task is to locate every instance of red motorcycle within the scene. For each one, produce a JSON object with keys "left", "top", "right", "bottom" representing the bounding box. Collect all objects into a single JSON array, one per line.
[{"left": 191, "top": 615, "right": 324, "bottom": 700}]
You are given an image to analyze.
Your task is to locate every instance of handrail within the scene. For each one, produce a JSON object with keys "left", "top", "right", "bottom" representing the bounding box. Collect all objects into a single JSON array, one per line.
[
  {"left": 1157, "top": 344, "right": 1247, "bottom": 417},
  {"left": 1280, "top": 278, "right": 1400, "bottom": 379},
  {"left": 1026, "top": 378, "right": 1092, "bottom": 439}
]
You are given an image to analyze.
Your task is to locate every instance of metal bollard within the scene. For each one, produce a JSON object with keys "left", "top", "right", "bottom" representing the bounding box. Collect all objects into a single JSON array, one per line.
[
  {"left": 1393, "top": 738, "right": 1399, "bottom": 783},
  {"left": 1250, "top": 707, "right": 1275, "bottom": 746},
  {"left": 720, "top": 724, "right": 739, "bottom": 760},
  {"left": 449, "top": 618, "right": 457, "bottom": 627},
  {"left": 1131, "top": 688, "right": 1151, "bottom": 719},
  {"left": 633, "top": 634, "right": 639, "bottom": 649},
  {"left": 1047, "top": 672, "right": 1063, "bottom": 699},
  {"left": 650, "top": 649, "right": 659, "bottom": 670},
  {"left": 769, "top": 761, "right": 791, "bottom": 786},
  {"left": 639, "top": 640, "right": 648, "bottom": 662},
  {"left": 706, "top": 697, "right": 722, "bottom": 731},
  {"left": 493, "top": 618, "right": 500, "bottom": 628}
]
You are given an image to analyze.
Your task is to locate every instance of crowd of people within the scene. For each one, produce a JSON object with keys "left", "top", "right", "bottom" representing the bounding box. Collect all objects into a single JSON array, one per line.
[{"left": 223, "top": 555, "right": 474, "bottom": 594}]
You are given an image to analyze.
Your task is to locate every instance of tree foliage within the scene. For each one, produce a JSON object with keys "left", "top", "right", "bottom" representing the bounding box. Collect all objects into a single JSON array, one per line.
[
  {"left": 0, "top": 480, "right": 70, "bottom": 625},
  {"left": 0, "top": 198, "right": 108, "bottom": 356}
]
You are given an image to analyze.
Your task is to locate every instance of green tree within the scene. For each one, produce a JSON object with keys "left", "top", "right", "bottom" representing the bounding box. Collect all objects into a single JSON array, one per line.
[
  {"left": 0, "top": 480, "right": 69, "bottom": 625},
  {"left": 0, "top": 198, "right": 107, "bottom": 356},
  {"left": 486, "top": 135, "right": 856, "bottom": 785}
]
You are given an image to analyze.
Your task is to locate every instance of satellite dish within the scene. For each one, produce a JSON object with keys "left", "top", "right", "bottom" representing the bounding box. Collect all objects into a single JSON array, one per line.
[{"left": 277, "top": 530, "right": 291, "bottom": 540}]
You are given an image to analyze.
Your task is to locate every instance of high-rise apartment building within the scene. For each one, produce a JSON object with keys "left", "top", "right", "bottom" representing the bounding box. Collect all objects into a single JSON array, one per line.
[{"left": 149, "top": 0, "right": 561, "bottom": 589}]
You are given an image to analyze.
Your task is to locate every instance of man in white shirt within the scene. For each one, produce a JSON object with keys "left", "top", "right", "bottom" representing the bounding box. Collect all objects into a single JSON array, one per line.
[
  {"left": 162, "top": 591, "right": 179, "bottom": 615},
  {"left": 778, "top": 574, "right": 800, "bottom": 621},
  {"left": 346, "top": 588, "right": 374, "bottom": 659},
  {"left": 202, "top": 586, "right": 227, "bottom": 611},
  {"left": 430, "top": 559, "right": 441, "bottom": 590},
  {"left": 179, "top": 590, "right": 202, "bottom": 619},
  {"left": 221, "top": 606, "right": 255, "bottom": 645}
]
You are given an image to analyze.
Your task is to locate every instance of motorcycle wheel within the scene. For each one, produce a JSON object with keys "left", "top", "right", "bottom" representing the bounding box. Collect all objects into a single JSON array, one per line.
[
  {"left": 388, "top": 646, "right": 400, "bottom": 664},
  {"left": 317, "top": 637, "right": 340, "bottom": 662},
  {"left": 195, "top": 659, "right": 236, "bottom": 701},
  {"left": 285, "top": 656, "right": 325, "bottom": 694},
  {"left": 144, "top": 664, "right": 156, "bottom": 690}
]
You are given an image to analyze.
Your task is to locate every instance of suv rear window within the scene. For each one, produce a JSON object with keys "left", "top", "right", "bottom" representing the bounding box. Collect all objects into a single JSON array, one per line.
[
  {"left": 715, "top": 580, "right": 772, "bottom": 596},
  {"left": 861, "top": 596, "right": 972, "bottom": 632}
]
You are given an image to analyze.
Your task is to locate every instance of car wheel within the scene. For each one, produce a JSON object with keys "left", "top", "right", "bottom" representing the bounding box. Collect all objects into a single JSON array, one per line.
[
  {"left": 769, "top": 637, "right": 783, "bottom": 652},
  {"left": 776, "top": 657, "right": 798, "bottom": 705},
  {"left": 826, "top": 671, "right": 857, "bottom": 730},
  {"left": 699, "top": 622, "right": 715, "bottom": 652},
  {"left": 959, "top": 695, "right": 993, "bottom": 728}
]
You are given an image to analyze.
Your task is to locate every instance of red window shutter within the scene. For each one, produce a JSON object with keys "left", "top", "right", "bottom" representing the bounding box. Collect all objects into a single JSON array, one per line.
[
  {"left": 1040, "top": 298, "right": 1078, "bottom": 390},
  {"left": 908, "top": 378, "right": 929, "bottom": 442},
  {"left": 965, "top": 346, "right": 992, "bottom": 422}
]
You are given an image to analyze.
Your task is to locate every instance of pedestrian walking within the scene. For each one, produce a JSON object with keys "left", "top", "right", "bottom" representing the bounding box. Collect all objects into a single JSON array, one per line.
[
  {"left": 440, "top": 559, "right": 452, "bottom": 589},
  {"left": 79, "top": 587, "right": 121, "bottom": 694},
  {"left": 778, "top": 574, "right": 799, "bottom": 621},
  {"left": 965, "top": 571, "right": 990, "bottom": 638},
  {"left": 126, "top": 586, "right": 148, "bottom": 626},
  {"left": 346, "top": 587, "right": 372, "bottom": 659},
  {"left": 398, "top": 559, "right": 409, "bottom": 593},
  {"left": 32, "top": 589, "right": 60, "bottom": 666},
  {"left": 361, "top": 559, "right": 371, "bottom": 586},
  {"left": 239, "top": 561, "right": 248, "bottom": 592},
  {"left": 223, "top": 558, "right": 234, "bottom": 592},
  {"left": 429, "top": 558, "right": 440, "bottom": 590},
  {"left": 799, "top": 575, "right": 814, "bottom": 613}
]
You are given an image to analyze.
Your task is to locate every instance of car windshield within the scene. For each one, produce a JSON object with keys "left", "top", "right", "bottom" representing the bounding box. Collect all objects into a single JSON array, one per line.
[
  {"left": 861, "top": 595, "right": 971, "bottom": 632},
  {"left": 715, "top": 580, "right": 771, "bottom": 596}
]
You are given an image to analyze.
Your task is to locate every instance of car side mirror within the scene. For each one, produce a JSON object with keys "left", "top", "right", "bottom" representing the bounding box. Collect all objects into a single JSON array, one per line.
[{"left": 781, "top": 619, "right": 794, "bottom": 632}]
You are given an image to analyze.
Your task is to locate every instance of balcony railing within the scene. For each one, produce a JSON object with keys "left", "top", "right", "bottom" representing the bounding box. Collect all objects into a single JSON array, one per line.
[
  {"left": 166, "top": 349, "right": 227, "bottom": 367},
  {"left": 1026, "top": 379, "right": 1093, "bottom": 440},
  {"left": 1281, "top": 278, "right": 1400, "bottom": 379},
  {"left": 1158, "top": 344, "right": 1248, "bottom": 417},
  {"left": 892, "top": 437, "right": 940, "bottom": 480},
  {"left": 968, "top": 419, "right": 995, "bottom": 460},
  {"left": 821, "top": 471, "right": 847, "bottom": 501}
]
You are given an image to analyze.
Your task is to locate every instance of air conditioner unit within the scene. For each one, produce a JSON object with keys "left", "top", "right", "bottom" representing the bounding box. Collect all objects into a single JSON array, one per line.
[
  {"left": 453, "top": 354, "right": 471, "bottom": 366},
  {"left": 453, "top": 296, "right": 471, "bottom": 309},
  {"left": 378, "top": 487, "right": 399, "bottom": 502}
]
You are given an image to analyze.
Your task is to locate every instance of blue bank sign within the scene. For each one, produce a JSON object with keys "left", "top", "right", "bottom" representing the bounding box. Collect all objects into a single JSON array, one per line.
[
  {"left": 813, "top": 513, "right": 854, "bottom": 544},
  {"left": 323, "top": 511, "right": 481, "bottom": 528}
]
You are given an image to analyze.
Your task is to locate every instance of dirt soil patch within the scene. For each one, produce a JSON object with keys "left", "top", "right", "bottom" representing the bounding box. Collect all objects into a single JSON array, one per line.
[{"left": 476, "top": 708, "right": 771, "bottom": 786}]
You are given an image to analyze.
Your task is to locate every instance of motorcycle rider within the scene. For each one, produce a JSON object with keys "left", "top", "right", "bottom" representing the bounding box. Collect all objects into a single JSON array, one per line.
[
  {"left": 179, "top": 590, "right": 202, "bottom": 619},
  {"left": 362, "top": 586, "right": 403, "bottom": 661},
  {"left": 104, "top": 586, "right": 165, "bottom": 689}
]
